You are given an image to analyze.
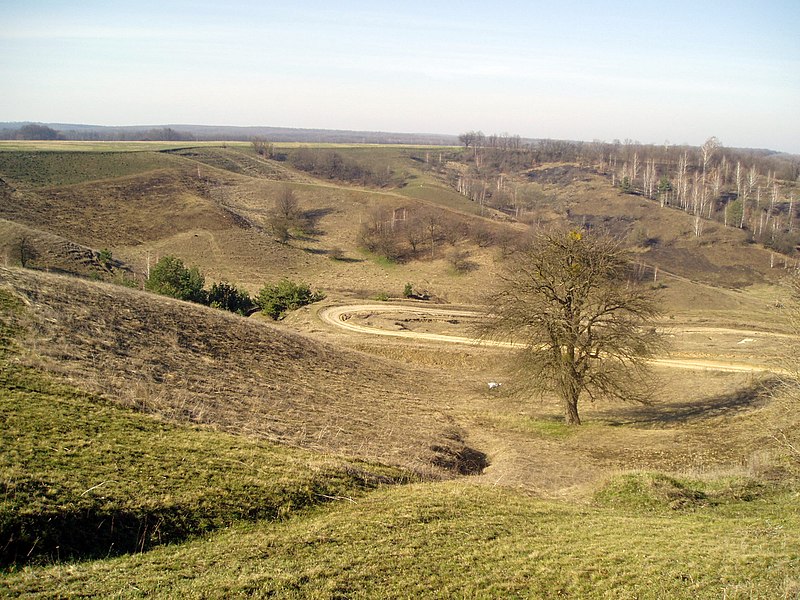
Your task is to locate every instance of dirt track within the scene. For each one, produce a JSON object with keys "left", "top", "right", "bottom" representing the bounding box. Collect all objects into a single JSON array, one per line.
[{"left": 319, "top": 303, "right": 788, "bottom": 374}]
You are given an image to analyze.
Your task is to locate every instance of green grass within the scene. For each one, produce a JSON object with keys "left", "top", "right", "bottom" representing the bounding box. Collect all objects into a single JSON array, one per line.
[
  {"left": 593, "top": 472, "right": 772, "bottom": 511},
  {"left": 0, "top": 151, "right": 181, "bottom": 187},
  {"left": 489, "top": 415, "right": 583, "bottom": 438},
  {"left": 0, "top": 141, "right": 247, "bottom": 153},
  {"left": 0, "top": 290, "right": 409, "bottom": 566},
  {"left": 3, "top": 482, "right": 798, "bottom": 598},
  {"left": 0, "top": 362, "right": 409, "bottom": 566}
]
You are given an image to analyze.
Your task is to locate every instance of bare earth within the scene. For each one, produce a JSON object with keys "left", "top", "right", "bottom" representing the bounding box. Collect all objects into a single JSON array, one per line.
[{"left": 318, "top": 303, "right": 788, "bottom": 374}]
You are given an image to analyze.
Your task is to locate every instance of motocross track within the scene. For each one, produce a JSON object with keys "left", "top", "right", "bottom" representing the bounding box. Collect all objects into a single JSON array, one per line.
[{"left": 319, "top": 304, "right": 789, "bottom": 374}]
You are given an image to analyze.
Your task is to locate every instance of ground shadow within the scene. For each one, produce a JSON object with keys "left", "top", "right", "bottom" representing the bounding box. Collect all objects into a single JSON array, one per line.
[
  {"left": 330, "top": 257, "right": 364, "bottom": 263},
  {"left": 603, "top": 378, "right": 780, "bottom": 428},
  {"left": 302, "top": 207, "right": 335, "bottom": 236}
]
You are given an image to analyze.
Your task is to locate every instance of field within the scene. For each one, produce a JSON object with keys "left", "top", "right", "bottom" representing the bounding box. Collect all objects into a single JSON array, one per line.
[{"left": 1, "top": 141, "right": 799, "bottom": 597}]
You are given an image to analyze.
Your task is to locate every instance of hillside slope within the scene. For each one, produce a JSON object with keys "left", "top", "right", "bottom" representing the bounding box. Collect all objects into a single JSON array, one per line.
[{"left": 0, "top": 267, "right": 484, "bottom": 477}]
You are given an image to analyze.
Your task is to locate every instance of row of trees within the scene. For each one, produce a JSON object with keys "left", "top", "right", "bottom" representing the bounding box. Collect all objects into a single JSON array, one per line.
[
  {"left": 449, "top": 131, "right": 799, "bottom": 253},
  {"left": 454, "top": 130, "right": 798, "bottom": 188},
  {"left": 145, "top": 256, "right": 323, "bottom": 319}
]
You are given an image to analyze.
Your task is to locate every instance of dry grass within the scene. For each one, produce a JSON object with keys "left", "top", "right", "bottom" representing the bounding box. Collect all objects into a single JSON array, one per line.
[
  {"left": 0, "top": 267, "right": 483, "bottom": 478},
  {"left": 3, "top": 145, "right": 789, "bottom": 311}
]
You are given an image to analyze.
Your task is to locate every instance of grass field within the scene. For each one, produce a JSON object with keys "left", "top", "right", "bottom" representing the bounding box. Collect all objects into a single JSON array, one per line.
[{"left": 3, "top": 480, "right": 798, "bottom": 598}]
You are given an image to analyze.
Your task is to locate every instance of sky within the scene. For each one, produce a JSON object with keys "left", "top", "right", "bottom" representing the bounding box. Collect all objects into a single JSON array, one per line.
[{"left": 2, "top": 0, "right": 799, "bottom": 153}]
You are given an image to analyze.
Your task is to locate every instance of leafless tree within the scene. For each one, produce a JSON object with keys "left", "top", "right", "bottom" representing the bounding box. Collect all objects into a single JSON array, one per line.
[
  {"left": 481, "top": 229, "right": 664, "bottom": 425},
  {"left": 267, "top": 186, "right": 306, "bottom": 242},
  {"left": 251, "top": 138, "right": 274, "bottom": 158}
]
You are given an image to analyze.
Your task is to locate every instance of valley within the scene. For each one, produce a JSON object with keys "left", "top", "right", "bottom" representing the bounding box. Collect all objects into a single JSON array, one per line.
[{"left": 1, "top": 140, "right": 799, "bottom": 598}]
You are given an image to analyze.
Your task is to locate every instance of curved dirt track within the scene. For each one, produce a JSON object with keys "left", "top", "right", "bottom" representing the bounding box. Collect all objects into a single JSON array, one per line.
[{"left": 319, "top": 304, "right": 787, "bottom": 374}]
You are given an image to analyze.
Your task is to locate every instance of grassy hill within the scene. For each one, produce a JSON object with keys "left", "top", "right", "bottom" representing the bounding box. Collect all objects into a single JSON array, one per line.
[
  {"left": 1, "top": 271, "right": 799, "bottom": 596},
  {"left": 0, "top": 267, "right": 482, "bottom": 477},
  {"left": 2, "top": 142, "right": 800, "bottom": 597}
]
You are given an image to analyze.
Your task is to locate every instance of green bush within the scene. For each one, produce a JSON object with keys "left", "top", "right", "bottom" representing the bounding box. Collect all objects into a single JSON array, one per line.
[
  {"left": 256, "top": 279, "right": 325, "bottom": 320},
  {"left": 403, "top": 282, "right": 413, "bottom": 298},
  {"left": 145, "top": 256, "right": 206, "bottom": 304},
  {"left": 97, "top": 248, "right": 113, "bottom": 269},
  {"left": 207, "top": 282, "right": 254, "bottom": 315}
]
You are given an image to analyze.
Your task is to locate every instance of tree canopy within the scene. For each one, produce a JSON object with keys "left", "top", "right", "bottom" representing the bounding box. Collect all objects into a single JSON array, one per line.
[
  {"left": 145, "top": 255, "right": 206, "bottom": 304},
  {"left": 482, "top": 229, "right": 664, "bottom": 425},
  {"left": 256, "top": 279, "right": 325, "bottom": 320}
]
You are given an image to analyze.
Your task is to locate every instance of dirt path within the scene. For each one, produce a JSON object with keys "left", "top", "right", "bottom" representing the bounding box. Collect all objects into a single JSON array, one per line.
[{"left": 319, "top": 303, "right": 787, "bottom": 374}]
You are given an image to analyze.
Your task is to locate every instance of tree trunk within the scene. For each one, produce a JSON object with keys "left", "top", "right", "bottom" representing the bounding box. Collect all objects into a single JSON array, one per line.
[
  {"left": 564, "top": 395, "right": 581, "bottom": 425},
  {"left": 561, "top": 377, "right": 582, "bottom": 425}
]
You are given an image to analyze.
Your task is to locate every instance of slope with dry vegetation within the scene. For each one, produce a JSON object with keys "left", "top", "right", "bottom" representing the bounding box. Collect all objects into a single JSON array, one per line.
[
  {"left": 0, "top": 267, "right": 484, "bottom": 477},
  {"left": 2, "top": 142, "right": 800, "bottom": 597}
]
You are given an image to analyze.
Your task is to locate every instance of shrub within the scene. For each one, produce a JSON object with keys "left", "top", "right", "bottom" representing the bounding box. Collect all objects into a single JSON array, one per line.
[
  {"left": 448, "top": 248, "right": 476, "bottom": 273},
  {"left": 97, "top": 248, "right": 113, "bottom": 269},
  {"left": 207, "top": 282, "right": 254, "bottom": 315},
  {"left": 145, "top": 256, "right": 206, "bottom": 304},
  {"left": 256, "top": 279, "right": 325, "bottom": 320},
  {"left": 403, "top": 282, "right": 413, "bottom": 298}
]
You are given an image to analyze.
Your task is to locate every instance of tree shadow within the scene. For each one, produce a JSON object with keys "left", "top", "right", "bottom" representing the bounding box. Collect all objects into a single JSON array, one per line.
[
  {"left": 301, "top": 248, "right": 364, "bottom": 262},
  {"left": 302, "top": 207, "right": 335, "bottom": 235},
  {"left": 603, "top": 378, "right": 780, "bottom": 428}
]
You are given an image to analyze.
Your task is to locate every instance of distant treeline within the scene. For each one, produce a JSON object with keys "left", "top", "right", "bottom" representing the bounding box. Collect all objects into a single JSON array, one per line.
[
  {"left": 0, "top": 124, "right": 197, "bottom": 142},
  {"left": 0, "top": 122, "right": 460, "bottom": 145}
]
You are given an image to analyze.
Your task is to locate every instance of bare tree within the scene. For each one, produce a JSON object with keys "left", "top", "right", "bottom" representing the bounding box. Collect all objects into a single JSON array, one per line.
[
  {"left": 267, "top": 186, "right": 306, "bottom": 242},
  {"left": 251, "top": 138, "right": 274, "bottom": 158},
  {"left": 481, "top": 229, "right": 664, "bottom": 425},
  {"left": 12, "top": 236, "right": 38, "bottom": 268}
]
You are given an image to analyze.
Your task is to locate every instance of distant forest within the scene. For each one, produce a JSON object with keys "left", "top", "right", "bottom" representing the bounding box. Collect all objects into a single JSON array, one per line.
[{"left": 0, "top": 122, "right": 459, "bottom": 145}]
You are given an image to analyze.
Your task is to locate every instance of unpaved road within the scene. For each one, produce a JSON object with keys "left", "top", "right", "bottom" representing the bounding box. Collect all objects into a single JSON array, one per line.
[{"left": 319, "top": 304, "right": 789, "bottom": 374}]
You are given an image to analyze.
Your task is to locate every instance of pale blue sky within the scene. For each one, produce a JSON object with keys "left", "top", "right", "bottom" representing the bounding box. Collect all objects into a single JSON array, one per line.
[{"left": 2, "top": 0, "right": 799, "bottom": 152}]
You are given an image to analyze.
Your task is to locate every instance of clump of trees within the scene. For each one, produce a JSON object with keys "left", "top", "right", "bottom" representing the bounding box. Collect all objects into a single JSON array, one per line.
[
  {"left": 145, "top": 256, "right": 250, "bottom": 315},
  {"left": 8, "top": 123, "right": 63, "bottom": 140},
  {"left": 145, "top": 256, "right": 323, "bottom": 319},
  {"left": 251, "top": 138, "right": 274, "bottom": 158},
  {"left": 207, "top": 282, "right": 254, "bottom": 315},
  {"left": 145, "top": 256, "right": 207, "bottom": 304},
  {"left": 289, "top": 148, "right": 392, "bottom": 187},
  {"left": 481, "top": 229, "right": 664, "bottom": 425},
  {"left": 448, "top": 130, "right": 800, "bottom": 257},
  {"left": 598, "top": 136, "right": 800, "bottom": 252},
  {"left": 255, "top": 279, "right": 325, "bottom": 320},
  {"left": 358, "top": 205, "right": 508, "bottom": 263}
]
